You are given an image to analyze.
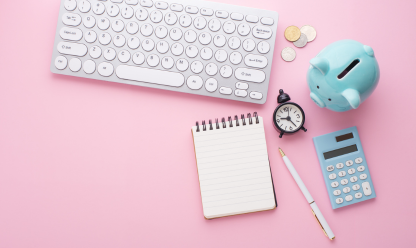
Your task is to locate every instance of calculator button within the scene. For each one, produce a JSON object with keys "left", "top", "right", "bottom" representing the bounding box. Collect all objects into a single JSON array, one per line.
[
  {"left": 345, "top": 195, "right": 353, "bottom": 201},
  {"left": 362, "top": 182, "right": 372, "bottom": 196},
  {"left": 360, "top": 173, "right": 368, "bottom": 180},
  {"left": 355, "top": 192, "right": 363, "bottom": 199},
  {"left": 343, "top": 187, "right": 351, "bottom": 193},
  {"left": 331, "top": 181, "right": 339, "bottom": 188},
  {"left": 355, "top": 157, "right": 363, "bottom": 164},
  {"left": 327, "top": 165, "right": 334, "bottom": 172},
  {"left": 357, "top": 166, "right": 365, "bottom": 172},
  {"left": 348, "top": 168, "right": 356, "bottom": 175},
  {"left": 352, "top": 184, "right": 360, "bottom": 190},
  {"left": 346, "top": 160, "right": 354, "bottom": 166},
  {"left": 336, "top": 163, "right": 344, "bottom": 169},
  {"left": 328, "top": 173, "right": 336, "bottom": 180},
  {"left": 340, "top": 179, "right": 348, "bottom": 185},
  {"left": 335, "top": 198, "right": 343, "bottom": 204},
  {"left": 338, "top": 171, "right": 346, "bottom": 177},
  {"left": 333, "top": 190, "right": 341, "bottom": 196},
  {"left": 350, "top": 176, "right": 358, "bottom": 183}
]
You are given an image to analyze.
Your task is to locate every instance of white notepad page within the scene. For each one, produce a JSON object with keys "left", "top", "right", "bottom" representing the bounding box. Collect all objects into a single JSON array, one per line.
[{"left": 192, "top": 116, "right": 276, "bottom": 219}]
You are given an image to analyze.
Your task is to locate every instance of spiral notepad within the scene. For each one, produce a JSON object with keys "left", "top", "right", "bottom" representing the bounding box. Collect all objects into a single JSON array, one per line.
[{"left": 191, "top": 113, "right": 277, "bottom": 219}]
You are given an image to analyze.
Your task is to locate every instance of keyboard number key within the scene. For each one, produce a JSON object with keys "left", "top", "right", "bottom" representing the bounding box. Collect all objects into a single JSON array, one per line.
[
  {"left": 345, "top": 195, "right": 353, "bottom": 202},
  {"left": 355, "top": 192, "right": 363, "bottom": 199},
  {"left": 328, "top": 173, "right": 336, "bottom": 180},
  {"left": 336, "top": 198, "right": 343, "bottom": 204},
  {"left": 331, "top": 181, "right": 339, "bottom": 188},
  {"left": 352, "top": 184, "right": 360, "bottom": 190},
  {"left": 343, "top": 187, "right": 351, "bottom": 193},
  {"left": 359, "top": 173, "right": 368, "bottom": 180},
  {"left": 346, "top": 160, "right": 354, "bottom": 166},
  {"left": 355, "top": 157, "right": 363, "bottom": 164},
  {"left": 348, "top": 168, "right": 356, "bottom": 175},
  {"left": 340, "top": 179, "right": 348, "bottom": 185},
  {"left": 333, "top": 190, "right": 341, "bottom": 196},
  {"left": 336, "top": 163, "right": 344, "bottom": 169},
  {"left": 357, "top": 166, "right": 365, "bottom": 172},
  {"left": 338, "top": 171, "right": 346, "bottom": 177},
  {"left": 350, "top": 176, "right": 358, "bottom": 183}
]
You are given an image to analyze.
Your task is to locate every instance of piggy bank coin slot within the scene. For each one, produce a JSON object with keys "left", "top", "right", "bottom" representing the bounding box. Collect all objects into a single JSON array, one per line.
[{"left": 337, "top": 59, "right": 360, "bottom": 79}]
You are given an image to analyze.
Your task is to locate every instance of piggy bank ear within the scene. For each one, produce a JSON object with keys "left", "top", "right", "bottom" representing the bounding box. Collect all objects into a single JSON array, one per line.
[
  {"left": 310, "top": 92, "right": 326, "bottom": 108},
  {"left": 342, "top": 89, "right": 361, "bottom": 109},
  {"left": 310, "top": 57, "right": 330, "bottom": 75},
  {"left": 364, "top": 45, "right": 374, "bottom": 57}
]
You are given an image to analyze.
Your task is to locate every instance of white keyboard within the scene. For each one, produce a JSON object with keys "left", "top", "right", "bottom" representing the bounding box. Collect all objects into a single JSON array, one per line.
[{"left": 51, "top": 0, "right": 279, "bottom": 104}]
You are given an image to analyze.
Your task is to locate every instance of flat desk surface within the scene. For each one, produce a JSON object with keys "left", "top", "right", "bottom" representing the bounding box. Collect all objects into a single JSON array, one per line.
[{"left": 1, "top": 0, "right": 415, "bottom": 247}]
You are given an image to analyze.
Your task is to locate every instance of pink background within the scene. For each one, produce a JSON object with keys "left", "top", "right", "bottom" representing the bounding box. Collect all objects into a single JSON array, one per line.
[{"left": 1, "top": 0, "right": 415, "bottom": 247}]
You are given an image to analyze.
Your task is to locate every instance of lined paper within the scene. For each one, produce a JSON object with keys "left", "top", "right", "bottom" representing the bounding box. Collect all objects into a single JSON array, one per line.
[{"left": 192, "top": 116, "right": 276, "bottom": 219}]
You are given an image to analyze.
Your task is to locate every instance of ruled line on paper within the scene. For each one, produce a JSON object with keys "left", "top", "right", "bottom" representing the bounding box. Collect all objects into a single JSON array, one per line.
[
  {"left": 202, "top": 186, "right": 272, "bottom": 198},
  {"left": 197, "top": 153, "right": 268, "bottom": 165},
  {"left": 197, "top": 159, "right": 268, "bottom": 170},
  {"left": 201, "top": 181, "right": 271, "bottom": 193},
  {"left": 199, "top": 176, "right": 271, "bottom": 187},
  {"left": 203, "top": 192, "right": 273, "bottom": 204},
  {"left": 195, "top": 142, "right": 266, "bottom": 153},
  {"left": 199, "top": 164, "right": 268, "bottom": 176},
  {"left": 196, "top": 148, "right": 268, "bottom": 159},
  {"left": 199, "top": 170, "right": 270, "bottom": 181},
  {"left": 204, "top": 197, "right": 274, "bottom": 209}
]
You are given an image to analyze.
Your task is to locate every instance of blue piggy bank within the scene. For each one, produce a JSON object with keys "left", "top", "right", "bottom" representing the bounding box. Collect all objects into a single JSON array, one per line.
[{"left": 307, "top": 40, "right": 380, "bottom": 112}]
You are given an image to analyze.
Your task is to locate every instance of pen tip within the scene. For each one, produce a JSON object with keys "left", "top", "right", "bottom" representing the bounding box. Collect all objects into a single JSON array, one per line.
[{"left": 278, "top": 148, "right": 285, "bottom": 157}]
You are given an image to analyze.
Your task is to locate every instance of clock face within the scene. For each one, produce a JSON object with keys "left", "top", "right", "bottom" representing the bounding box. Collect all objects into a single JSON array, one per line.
[{"left": 274, "top": 103, "right": 305, "bottom": 133}]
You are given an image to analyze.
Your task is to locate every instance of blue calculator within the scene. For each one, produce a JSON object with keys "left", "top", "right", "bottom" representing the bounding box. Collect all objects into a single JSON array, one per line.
[{"left": 313, "top": 126, "right": 376, "bottom": 209}]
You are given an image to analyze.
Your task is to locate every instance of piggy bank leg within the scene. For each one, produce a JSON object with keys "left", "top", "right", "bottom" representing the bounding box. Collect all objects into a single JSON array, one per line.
[
  {"left": 342, "top": 89, "right": 361, "bottom": 109},
  {"left": 310, "top": 92, "right": 326, "bottom": 108}
]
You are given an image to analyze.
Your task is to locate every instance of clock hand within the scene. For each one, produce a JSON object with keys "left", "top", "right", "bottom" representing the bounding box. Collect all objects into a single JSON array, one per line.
[{"left": 290, "top": 120, "right": 297, "bottom": 127}]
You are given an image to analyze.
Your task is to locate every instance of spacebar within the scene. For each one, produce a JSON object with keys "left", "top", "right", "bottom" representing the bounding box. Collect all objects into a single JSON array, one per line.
[{"left": 116, "top": 65, "right": 185, "bottom": 87}]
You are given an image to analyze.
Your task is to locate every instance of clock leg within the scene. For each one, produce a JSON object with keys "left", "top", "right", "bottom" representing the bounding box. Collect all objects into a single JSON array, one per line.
[
  {"left": 301, "top": 127, "right": 307, "bottom": 132},
  {"left": 279, "top": 132, "right": 284, "bottom": 138}
]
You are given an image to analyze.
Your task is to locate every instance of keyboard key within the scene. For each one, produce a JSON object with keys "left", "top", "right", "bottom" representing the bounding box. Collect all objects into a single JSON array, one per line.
[
  {"left": 335, "top": 198, "right": 343, "bottom": 204},
  {"left": 252, "top": 26, "right": 272, "bottom": 39},
  {"left": 184, "top": 30, "right": 197, "bottom": 43},
  {"left": 220, "top": 65, "right": 233, "bottom": 78},
  {"left": 62, "top": 13, "right": 82, "bottom": 26},
  {"left": 235, "top": 68, "right": 266, "bottom": 83},
  {"left": 223, "top": 21, "right": 236, "bottom": 34},
  {"left": 155, "top": 25, "right": 168, "bottom": 38},
  {"left": 355, "top": 192, "right": 363, "bottom": 199},
  {"left": 155, "top": 1, "right": 168, "bottom": 9},
  {"left": 78, "top": 0, "right": 91, "bottom": 13},
  {"left": 331, "top": 181, "right": 339, "bottom": 188},
  {"left": 348, "top": 168, "right": 356, "bottom": 174},
  {"left": 214, "top": 50, "right": 227, "bottom": 62},
  {"left": 237, "top": 23, "right": 251, "bottom": 36},
  {"left": 104, "top": 48, "right": 116, "bottom": 61},
  {"left": 156, "top": 41, "right": 169, "bottom": 53},
  {"left": 187, "top": 76, "right": 203, "bottom": 90},
  {"left": 357, "top": 166, "right": 365, "bottom": 172},
  {"left": 186, "top": 45, "right": 199, "bottom": 58},
  {"left": 215, "top": 10, "right": 229, "bottom": 19},
  {"left": 98, "top": 17, "right": 110, "bottom": 30},
  {"left": 205, "top": 63, "right": 218, "bottom": 76},
  {"left": 83, "top": 16, "right": 96, "bottom": 28},
  {"left": 327, "top": 165, "right": 334, "bottom": 172},
  {"left": 213, "top": 35, "right": 226, "bottom": 47},
  {"left": 112, "top": 20, "right": 125, "bottom": 32},
  {"left": 150, "top": 10, "right": 163, "bottom": 23},
  {"left": 147, "top": 54, "right": 160, "bottom": 67},
  {"left": 345, "top": 195, "right": 353, "bottom": 201},
  {"left": 359, "top": 173, "right": 368, "bottom": 180},
  {"left": 261, "top": 17, "right": 274, "bottom": 25},
  {"left": 340, "top": 179, "right": 348, "bottom": 185},
  {"left": 127, "top": 22, "right": 139, "bottom": 34},
  {"left": 350, "top": 176, "right": 358, "bottom": 183},
  {"left": 244, "top": 54, "right": 267, "bottom": 69},
  {"left": 243, "top": 39, "right": 256, "bottom": 52},
  {"left": 346, "top": 160, "right": 354, "bottom": 166},
  {"left": 338, "top": 171, "right": 346, "bottom": 177},
  {"left": 230, "top": 52, "right": 242, "bottom": 65},
  {"left": 93, "top": 2, "right": 105, "bottom": 15},
  {"left": 336, "top": 163, "right": 344, "bottom": 169},
  {"left": 142, "top": 39, "right": 155, "bottom": 51},
  {"left": 83, "top": 60, "right": 96, "bottom": 74},
  {"left": 178, "top": 14, "right": 191, "bottom": 27},
  {"left": 343, "top": 187, "right": 350, "bottom": 193},
  {"left": 69, "top": 58, "right": 82, "bottom": 72},
  {"left": 249, "top": 91, "right": 263, "bottom": 100},
  {"left": 127, "top": 37, "right": 140, "bottom": 49},
  {"left": 333, "top": 190, "right": 341, "bottom": 196},
  {"left": 111, "top": 0, "right": 123, "bottom": 3},
  {"left": 64, "top": 0, "right": 77, "bottom": 11},
  {"left": 85, "top": 31, "right": 97, "bottom": 43},
  {"left": 235, "top": 89, "right": 248, "bottom": 97},
  {"left": 200, "top": 48, "right": 213, "bottom": 60},
  {"left": 236, "top": 82, "right": 248, "bottom": 90},
  {"left": 231, "top": 13, "right": 244, "bottom": 21},
  {"left": 190, "top": 61, "right": 203, "bottom": 74},
  {"left": 136, "top": 8, "right": 148, "bottom": 21},
  {"left": 57, "top": 42, "right": 88, "bottom": 57},
  {"left": 55, "top": 56, "right": 68, "bottom": 70},
  {"left": 141, "top": 24, "right": 153, "bottom": 36},
  {"left": 176, "top": 58, "right": 189, "bottom": 71},
  {"left": 246, "top": 15, "right": 258, "bottom": 23},
  {"left": 116, "top": 65, "right": 185, "bottom": 86},
  {"left": 126, "top": 0, "right": 139, "bottom": 5},
  {"left": 355, "top": 157, "right": 363, "bottom": 164},
  {"left": 208, "top": 19, "right": 221, "bottom": 32},
  {"left": 170, "top": 3, "right": 183, "bottom": 12},
  {"left": 141, "top": 0, "right": 153, "bottom": 8},
  {"left": 171, "top": 43, "right": 184, "bottom": 56},
  {"left": 328, "top": 173, "right": 336, "bottom": 180},
  {"left": 185, "top": 6, "right": 198, "bottom": 14},
  {"left": 121, "top": 6, "right": 135, "bottom": 19},
  {"left": 205, "top": 78, "right": 218, "bottom": 92},
  {"left": 118, "top": 50, "right": 131, "bottom": 63},
  {"left": 89, "top": 46, "right": 102, "bottom": 59},
  {"left": 161, "top": 56, "right": 174, "bottom": 69},
  {"left": 258, "top": 41, "right": 270, "bottom": 54},
  {"left": 199, "top": 32, "right": 212, "bottom": 45},
  {"left": 219, "top": 87, "right": 232, "bottom": 95},
  {"left": 352, "top": 184, "right": 360, "bottom": 190},
  {"left": 106, "top": 3, "right": 120, "bottom": 17},
  {"left": 194, "top": 17, "right": 207, "bottom": 30},
  {"left": 228, "top": 37, "right": 241, "bottom": 49},
  {"left": 99, "top": 32, "right": 112, "bottom": 45},
  {"left": 60, "top": 27, "right": 83, "bottom": 41},
  {"left": 132, "top": 52, "right": 145, "bottom": 64},
  {"left": 170, "top": 28, "right": 183, "bottom": 41},
  {"left": 200, "top": 8, "right": 213, "bottom": 16}
]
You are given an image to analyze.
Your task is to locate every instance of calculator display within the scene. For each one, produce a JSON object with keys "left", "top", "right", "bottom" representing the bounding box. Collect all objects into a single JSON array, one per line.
[
  {"left": 336, "top": 133, "right": 354, "bottom": 142},
  {"left": 323, "top": 145, "right": 358, "bottom": 160}
]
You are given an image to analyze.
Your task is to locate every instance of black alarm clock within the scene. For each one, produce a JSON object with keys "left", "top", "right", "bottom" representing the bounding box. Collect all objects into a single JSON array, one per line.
[{"left": 273, "top": 89, "right": 307, "bottom": 138}]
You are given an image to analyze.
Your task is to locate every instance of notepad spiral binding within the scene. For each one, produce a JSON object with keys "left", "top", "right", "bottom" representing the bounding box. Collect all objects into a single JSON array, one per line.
[{"left": 196, "top": 112, "right": 260, "bottom": 132}]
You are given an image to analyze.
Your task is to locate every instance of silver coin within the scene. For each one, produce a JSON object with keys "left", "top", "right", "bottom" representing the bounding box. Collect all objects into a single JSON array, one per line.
[
  {"left": 293, "top": 33, "right": 308, "bottom": 48},
  {"left": 300, "top": 25, "right": 317, "bottom": 42},
  {"left": 281, "top": 47, "right": 296, "bottom": 62}
]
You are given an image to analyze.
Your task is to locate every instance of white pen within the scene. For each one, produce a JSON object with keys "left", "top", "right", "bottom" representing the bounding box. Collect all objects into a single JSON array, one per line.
[{"left": 279, "top": 148, "right": 335, "bottom": 240}]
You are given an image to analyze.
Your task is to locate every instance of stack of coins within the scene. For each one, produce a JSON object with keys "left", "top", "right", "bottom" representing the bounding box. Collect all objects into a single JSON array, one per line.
[{"left": 281, "top": 25, "right": 317, "bottom": 62}]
